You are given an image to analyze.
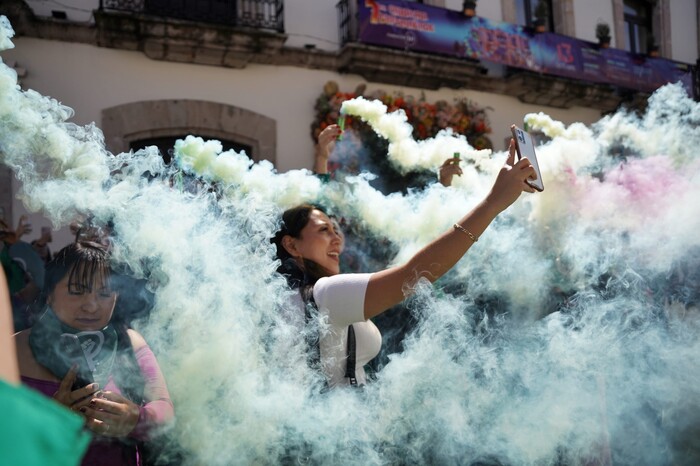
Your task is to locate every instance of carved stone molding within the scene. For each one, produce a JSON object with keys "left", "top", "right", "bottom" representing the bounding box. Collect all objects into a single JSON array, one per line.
[
  {"left": 94, "top": 10, "right": 287, "bottom": 69},
  {"left": 102, "top": 100, "right": 276, "bottom": 163}
]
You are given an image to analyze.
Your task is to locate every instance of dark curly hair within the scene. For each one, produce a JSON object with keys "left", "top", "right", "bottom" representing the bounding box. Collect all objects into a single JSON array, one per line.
[{"left": 271, "top": 204, "right": 336, "bottom": 288}]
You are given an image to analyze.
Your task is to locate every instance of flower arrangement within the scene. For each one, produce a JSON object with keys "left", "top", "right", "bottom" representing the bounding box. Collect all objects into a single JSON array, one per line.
[{"left": 311, "top": 81, "right": 493, "bottom": 151}]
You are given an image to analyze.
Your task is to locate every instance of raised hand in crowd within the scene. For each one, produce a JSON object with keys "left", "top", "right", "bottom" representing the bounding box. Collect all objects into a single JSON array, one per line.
[
  {"left": 314, "top": 124, "right": 342, "bottom": 175},
  {"left": 0, "top": 215, "right": 32, "bottom": 245},
  {"left": 438, "top": 155, "right": 463, "bottom": 187}
]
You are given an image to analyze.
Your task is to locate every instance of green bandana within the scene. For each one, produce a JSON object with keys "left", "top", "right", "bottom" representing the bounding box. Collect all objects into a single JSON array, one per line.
[{"left": 29, "top": 308, "right": 118, "bottom": 388}]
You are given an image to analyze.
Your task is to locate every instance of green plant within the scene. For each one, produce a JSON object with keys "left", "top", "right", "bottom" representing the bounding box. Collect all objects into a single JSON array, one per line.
[{"left": 596, "top": 22, "right": 611, "bottom": 42}]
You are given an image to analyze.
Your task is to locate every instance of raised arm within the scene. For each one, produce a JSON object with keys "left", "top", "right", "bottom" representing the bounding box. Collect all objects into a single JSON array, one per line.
[
  {"left": 313, "top": 124, "right": 342, "bottom": 175},
  {"left": 363, "top": 140, "right": 536, "bottom": 320}
]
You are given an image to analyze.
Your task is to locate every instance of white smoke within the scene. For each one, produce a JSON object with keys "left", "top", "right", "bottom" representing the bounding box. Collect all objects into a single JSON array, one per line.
[{"left": 2, "top": 16, "right": 699, "bottom": 465}]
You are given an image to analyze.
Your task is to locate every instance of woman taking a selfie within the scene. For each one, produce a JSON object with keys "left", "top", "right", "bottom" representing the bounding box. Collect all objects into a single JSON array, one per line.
[
  {"left": 13, "top": 240, "right": 174, "bottom": 466},
  {"left": 272, "top": 141, "right": 536, "bottom": 389}
]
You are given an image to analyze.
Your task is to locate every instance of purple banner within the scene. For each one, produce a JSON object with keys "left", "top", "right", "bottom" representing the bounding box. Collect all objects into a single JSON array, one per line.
[{"left": 358, "top": 0, "right": 694, "bottom": 96}]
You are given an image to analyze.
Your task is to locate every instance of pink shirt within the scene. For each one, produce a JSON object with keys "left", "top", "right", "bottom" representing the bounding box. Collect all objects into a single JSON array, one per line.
[{"left": 22, "top": 344, "right": 174, "bottom": 466}]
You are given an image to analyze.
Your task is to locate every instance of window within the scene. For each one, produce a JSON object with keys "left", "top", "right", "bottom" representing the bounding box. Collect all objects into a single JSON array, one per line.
[
  {"left": 624, "top": 0, "right": 653, "bottom": 54},
  {"left": 406, "top": 0, "right": 445, "bottom": 6},
  {"left": 130, "top": 136, "right": 252, "bottom": 165},
  {"left": 515, "top": 0, "right": 553, "bottom": 31}
]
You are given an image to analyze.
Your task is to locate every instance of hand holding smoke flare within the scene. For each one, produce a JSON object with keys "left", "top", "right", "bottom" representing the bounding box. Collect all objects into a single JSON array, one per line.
[{"left": 337, "top": 112, "right": 345, "bottom": 140}]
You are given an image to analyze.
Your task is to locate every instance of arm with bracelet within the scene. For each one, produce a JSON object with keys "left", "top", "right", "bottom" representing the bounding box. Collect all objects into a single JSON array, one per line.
[{"left": 362, "top": 138, "right": 536, "bottom": 319}]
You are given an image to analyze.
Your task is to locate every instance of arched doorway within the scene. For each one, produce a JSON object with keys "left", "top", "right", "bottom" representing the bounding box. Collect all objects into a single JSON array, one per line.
[
  {"left": 129, "top": 135, "right": 253, "bottom": 164},
  {"left": 101, "top": 99, "right": 276, "bottom": 165}
]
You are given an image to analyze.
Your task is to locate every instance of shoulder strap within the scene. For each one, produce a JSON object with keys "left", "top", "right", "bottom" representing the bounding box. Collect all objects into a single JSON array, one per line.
[
  {"left": 344, "top": 324, "right": 357, "bottom": 386},
  {"left": 305, "top": 287, "right": 357, "bottom": 387}
]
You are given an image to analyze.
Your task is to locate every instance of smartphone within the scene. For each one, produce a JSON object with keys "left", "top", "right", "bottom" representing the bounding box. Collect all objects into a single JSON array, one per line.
[
  {"left": 511, "top": 125, "right": 544, "bottom": 192},
  {"left": 59, "top": 334, "right": 95, "bottom": 388}
]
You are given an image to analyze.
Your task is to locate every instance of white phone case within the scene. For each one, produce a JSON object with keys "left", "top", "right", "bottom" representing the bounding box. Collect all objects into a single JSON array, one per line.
[{"left": 511, "top": 125, "right": 544, "bottom": 192}]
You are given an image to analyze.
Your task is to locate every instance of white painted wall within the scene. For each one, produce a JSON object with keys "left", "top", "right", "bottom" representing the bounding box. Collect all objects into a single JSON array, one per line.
[
  {"left": 573, "top": 0, "right": 614, "bottom": 44},
  {"left": 283, "top": 1, "right": 341, "bottom": 51},
  {"left": 4, "top": 38, "right": 601, "bottom": 169},
  {"left": 469, "top": 0, "right": 503, "bottom": 22},
  {"left": 670, "top": 0, "right": 699, "bottom": 63},
  {"left": 10, "top": 180, "right": 74, "bottom": 251},
  {"left": 3, "top": 38, "right": 334, "bottom": 171},
  {"left": 24, "top": 0, "right": 98, "bottom": 23}
]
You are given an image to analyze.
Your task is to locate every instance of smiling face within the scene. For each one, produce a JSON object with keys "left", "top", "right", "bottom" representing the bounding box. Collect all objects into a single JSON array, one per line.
[
  {"left": 283, "top": 209, "right": 344, "bottom": 276},
  {"left": 48, "top": 268, "right": 117, "bottom": 331}
]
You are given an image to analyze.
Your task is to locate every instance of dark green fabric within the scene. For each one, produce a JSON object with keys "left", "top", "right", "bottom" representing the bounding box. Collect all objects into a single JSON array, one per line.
[{"left": 0, "top": 379, "right": 91, "bottom": 466}]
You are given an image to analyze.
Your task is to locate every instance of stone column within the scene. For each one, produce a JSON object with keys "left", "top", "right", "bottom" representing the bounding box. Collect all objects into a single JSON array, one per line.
[
  {"left": 500, "top": 0, "right": 516, "bottom": 24},
  {"left": 612, "top": 0, "right": 625, "bottom": 50},
  {"left": 552, "top": 0, "right": 576, "bottom": 36},
  {"left": 657, "top": 0, "right": 671, "bottom": 57}
]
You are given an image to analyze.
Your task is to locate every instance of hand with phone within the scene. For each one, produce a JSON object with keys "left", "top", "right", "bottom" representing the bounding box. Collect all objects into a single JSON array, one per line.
[
  {"left": 59, "top": 333, "right": 96, "bottom": 389},
  {"left": 510, "top": 125, "right": 544, "bottom": 192},
  {"left": 53, "top": 365, "right": 100, "bottom": 412},
  {"left": 80, "top": 390, "right": 141, "bottom": 438},
  {"left": 487, "top": 139, "right": 538, "bottom": 213}
]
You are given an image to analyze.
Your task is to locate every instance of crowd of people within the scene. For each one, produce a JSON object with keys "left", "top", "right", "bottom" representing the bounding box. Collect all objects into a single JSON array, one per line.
[
  {"left": 2, "top": 122, "right": 698, "bottom": 465},
  {"left": 0, "top": 120, "right": 492, "bottom": 464}
]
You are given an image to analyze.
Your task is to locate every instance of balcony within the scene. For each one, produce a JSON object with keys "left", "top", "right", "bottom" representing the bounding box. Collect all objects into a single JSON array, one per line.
[
  {"left": 100, "top": 0, "right": 284, "bottom": 31},
  {"left": 336, "top": 0, "right": 697, "bottom": 111},
  {"left": 93, "top": 0, "right": 286, "bottom": 68}
]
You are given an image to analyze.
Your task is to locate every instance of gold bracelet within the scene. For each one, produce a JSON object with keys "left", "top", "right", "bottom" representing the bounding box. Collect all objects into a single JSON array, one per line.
[{"left": 453, "top": 223, "right": 478, "bottom": 242}]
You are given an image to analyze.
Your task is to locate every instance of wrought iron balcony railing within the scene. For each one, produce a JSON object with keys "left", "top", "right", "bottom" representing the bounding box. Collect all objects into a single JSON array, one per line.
[{"left": 100, "top": 0, "right": 284, "bottom": 32}]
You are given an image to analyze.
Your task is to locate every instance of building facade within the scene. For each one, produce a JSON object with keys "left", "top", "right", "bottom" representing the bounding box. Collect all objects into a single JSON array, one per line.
[{"left": 1, "top": 0, "right": 698, "bottom": 246}]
